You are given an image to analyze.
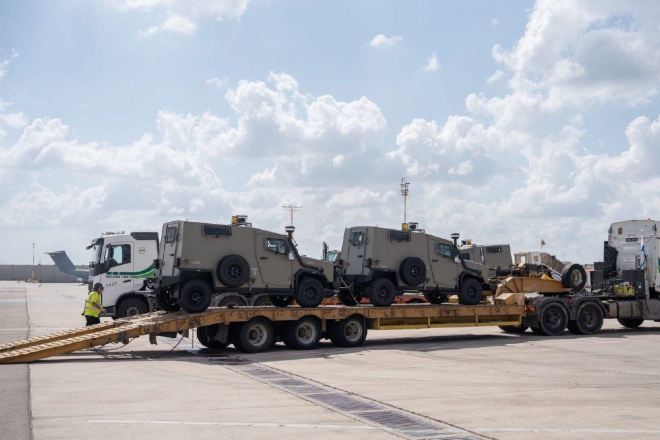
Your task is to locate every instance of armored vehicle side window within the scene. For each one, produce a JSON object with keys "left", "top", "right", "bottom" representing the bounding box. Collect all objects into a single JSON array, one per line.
[
  {"left": 203, "top": 225, "right": 231, "bottom": 237},
  {"left": 459, "top": 252, "right": 471, "bottom": 260},
  {"left": 350, "top": 231, "right": 363, "bottom": 246},
  {"left": 165, "top": 226, "right": 177, "bottom": 243},
  {"left": 389, "top": 231, "right": 411, "bottom": 241},
  {"left": 486, "top": 246, "right": 502, "bottom": 253},
  {"left": 437, "top": 243, "right": 453, "bottom": 258},
  {"left": 266, "top": 238, "right": 287, "bottom": 254}
]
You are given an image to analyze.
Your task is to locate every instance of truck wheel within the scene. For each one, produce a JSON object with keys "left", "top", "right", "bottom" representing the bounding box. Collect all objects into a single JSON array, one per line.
[
  {"left": 271, "top": 295, "right": 294, "bottom": 307},
  {"left": 295, "top": 278, "right": 324, "bottom": 308},
  {"left": 498, "top": 324, "right": 529, "bottom": 333},
  {"left": 232, "top": 317, "right": 273, "bottom": 353},
  {"left": 217, "top": 254, "right": 250, "bottom": 288},
  {"left": 282, "top": 317, "right": 321, "bottom": 350},
  {"left": 399, "top": 257, "right": 426, "bottom": 286},
  {"left": 561, "top": 264, "right": 587, "bottom": 291},
  {"left": 197, "top": 325, "right": 229, "bottom": 349},
  {"left": 252, "top": 295, "right": 272, "bottom": 306},
  {"left": 338, "top": 288, "right": 362, "bottom": 306},
  {"left": 458, "top": 278, "right": 482, "bottom": 305},
  {"left": 369, "top": 278, "right": 397, "bottom": 307},
  {"left": 156, "top": 290, "right": 180, "bottom": 312},
  {"left": 423, "top": 292, "right": 448, "bottom": 305},
  {"left": 617, "top": 317, "right": 644, "bottom": 328},
  {"left": 217, "top": 295, "right": 247, "bottom": 307},
  {"left": 330, "top": 315, "right": 367, "bottom": 348},
  {"left": 117, "top": 297, "right": 148, "bottom": 318},
  {"left": 179, "top": 280, "right": 213, "bottom": 313},
  {"left": 538, "top": 302, "right": 568, "bottom": 336},
  {"left": 574, "top": 302, "right": 604, "bottom": 335},
  {"left": 567, "top": 321, "right": 580, "bottom": 334},
  {"left": 530, "top": 326, "right": 546, "bottom": 335}
]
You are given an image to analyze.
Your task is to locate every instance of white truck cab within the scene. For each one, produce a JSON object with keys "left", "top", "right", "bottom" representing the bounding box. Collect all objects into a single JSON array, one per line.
[
  {"left": 608, "top": 220, "right": 659, "bottom": 295},
  {"left": 87, "top": 232, "right": 159, "bottom": 318}
]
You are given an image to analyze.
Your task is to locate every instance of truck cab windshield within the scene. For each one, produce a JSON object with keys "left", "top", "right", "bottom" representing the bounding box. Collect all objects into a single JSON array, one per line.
[{"left": 90, "top": 239, "right": 104, "bottom": 275}]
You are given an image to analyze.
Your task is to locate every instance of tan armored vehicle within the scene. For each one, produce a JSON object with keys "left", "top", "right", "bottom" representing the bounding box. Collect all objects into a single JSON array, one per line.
[
  {"left": 458, "top": 243, "right": 513, "bottom": 278},
  {"left": 152, "top": 216, "right": 338, "bottom": 313},
  {"left": 338, "top": 224, "right": 489, "bottom": 307}
]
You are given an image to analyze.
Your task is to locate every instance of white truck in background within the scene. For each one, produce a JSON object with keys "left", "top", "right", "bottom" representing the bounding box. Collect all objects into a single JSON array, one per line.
[{"left": 85, "top": 232, "right": 159, "bottom": 317}]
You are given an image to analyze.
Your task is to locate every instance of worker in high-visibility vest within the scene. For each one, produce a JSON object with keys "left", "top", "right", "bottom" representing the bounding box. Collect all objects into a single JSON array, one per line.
[{"left": 84, "top": 283, "right": 106, "bottom": 326}]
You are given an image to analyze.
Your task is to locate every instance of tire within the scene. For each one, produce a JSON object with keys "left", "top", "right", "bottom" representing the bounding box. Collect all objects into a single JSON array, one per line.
[
  {"left": 530, "top": 326, "right": 546, "bottom": 336},
  {"left": 399, "top": 257, "right": 426, "bottom": 286},
  {"left": 330, "top": 315, "right": 367, "bottom": 348},
  {"left": 458, "top": 278, "right": 482, "bottom": 305},
  {"left": 294, "top": 278, "right": 324, "bottom": 308},
  {"left": 338, "top": 288, "right": 362, "bottom": 306},
  {"left": 156, "top": 290, "right": 180, "bottom": 312},
  {"left": 117, "top": 297, "right": 148, "bottom": 318},
  {"left": 561, "top": 263, "right": 587, "bottom": 291},
  {"left": 216, "top": 254, "right": 250, "bottom": 288},
  {"left": 617, "top": 317, "right": 644, "bottom": 328},
  {"left": 406, "top": 298, "right": 426, "bottom": 304},
  {"left": 179, "top": 280, "right": 213, "bottom": 313},
  {"left": 574, "top": 301, "right": 604, "bottom": 335},
  {"left": 232, "top": 317, "right": 274, "bottom": 353},
  {"left": 197, "top": 324, "right": 229, "bottom": 349},
  {"left": 499, "top": 324, "right": 529, "bottom": 333},
  {"left": 252, "top": 295, "right": 272, "bottom": 306},
  {"left": 217, "top": 295, "right": 247, "bottom": 307},
  {"left": 423, "top": 292, "right": 448, "bottom": 305},
  {"left": 271, "top": 295, "right": 294, "bottom": 307},
  {"left": 537, "top": 302, "right": 568, "bottom": 336},
  {"left": 369, "top": 278, "right": 397, "bottom": 307},
  {"left": 567, "top": 321, "right": 580, "bottom": 334},
  {"left": 281, "top": 317, "right": 321, "bottom": 350}
]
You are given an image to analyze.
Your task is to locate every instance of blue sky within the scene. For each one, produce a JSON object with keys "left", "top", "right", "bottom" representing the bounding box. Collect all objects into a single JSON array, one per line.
[{"left": 1, "top": 0, "right": 659, "bottom": 265}]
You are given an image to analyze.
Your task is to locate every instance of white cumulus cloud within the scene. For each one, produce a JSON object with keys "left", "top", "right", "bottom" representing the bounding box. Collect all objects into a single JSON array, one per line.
[
  {"left": 423, "top": 53, "right": 440, "bottom": 72},
  {"left": 368, "top": 34, "right": 403, "bottom": 49}
]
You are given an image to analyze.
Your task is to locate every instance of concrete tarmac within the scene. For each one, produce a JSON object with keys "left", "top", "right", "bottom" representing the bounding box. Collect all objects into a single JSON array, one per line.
[{"left": 2, "top": 281, "right": 660, "bottom": 439}]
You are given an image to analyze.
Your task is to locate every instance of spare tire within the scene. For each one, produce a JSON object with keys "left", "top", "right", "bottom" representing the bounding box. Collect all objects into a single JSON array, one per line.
[
  {"left": 561, "top": 263, "right": 587, "bottom": 291},
  {"left": 217, "top": 254, "right": 250, "bottom": 288},
  {"left": 399, "top": 257, "right": 426, "bottom": 286}
]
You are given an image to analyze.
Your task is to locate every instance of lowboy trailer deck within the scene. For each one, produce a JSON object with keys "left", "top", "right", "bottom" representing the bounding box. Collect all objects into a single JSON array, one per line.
[{"left": 0, "top": 303, "right": 525, "bottom": 363}]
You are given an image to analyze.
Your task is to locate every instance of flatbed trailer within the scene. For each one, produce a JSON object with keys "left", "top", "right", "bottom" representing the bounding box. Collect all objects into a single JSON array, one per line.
[
  {"left": 2, "top": 290, "right": 659, "bottom": 364},
  {"left": 0, "top": 302, "right": 525, "bottom": 364}
]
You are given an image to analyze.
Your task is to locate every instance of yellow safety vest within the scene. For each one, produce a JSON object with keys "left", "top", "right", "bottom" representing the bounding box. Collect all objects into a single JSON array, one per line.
[{"left": 84, "top": 290, "right": 102, "bottom": 318}]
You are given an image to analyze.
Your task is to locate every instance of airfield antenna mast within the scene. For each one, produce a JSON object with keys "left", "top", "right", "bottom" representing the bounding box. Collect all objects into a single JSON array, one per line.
[
  {"left": 400, "top": 178, "right": 410, "bottom": 223},
  {"left": 282, "top": 205, "right": 302, "bottom": 226}
]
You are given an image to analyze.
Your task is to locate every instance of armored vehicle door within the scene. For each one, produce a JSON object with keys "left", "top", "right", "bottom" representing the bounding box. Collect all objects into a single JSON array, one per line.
[
  {"left": 161, "top": 222, "right": 180, "bottom": 277},
  {"left": 255, "top": 234, "right": 293, "bottom": 288},
  {"left": 427, "top": 238, "right": 458, "bottom": 288},
  {"left": 344, "top": 228, "right": 368, "bottom": 275},
  {"left": 101, "top": 241, "right": 135, "bottom": 301}
]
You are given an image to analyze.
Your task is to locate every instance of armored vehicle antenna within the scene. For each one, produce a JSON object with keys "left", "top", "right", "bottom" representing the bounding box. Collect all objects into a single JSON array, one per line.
[
  {"left": 400, "top": 178, "right": 409, "bottom": 224},
  {"left": 282, "top": 205, "right": 302, "bottom": 225}
]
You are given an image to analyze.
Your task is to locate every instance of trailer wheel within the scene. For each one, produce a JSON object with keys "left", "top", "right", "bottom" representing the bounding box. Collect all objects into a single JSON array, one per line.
[
  {"left": 217, "top": 295, "right": 247, "bottom": 307},
  {"left": 566, "top": 321, "right": 580, "bottom": 334},
  {"left": 617, "top": 317, "right": 644, "bottom": 328},
  {"left": 338, "top": 288, "right": 363, "bottom": 306},
  {"left": 156, "top": 290, "right": 180, "bottom": 312},
  {"left": 498, "top": 324, "right": 529, "bottom": 333},
  {"left": 574, "top": 302, "right": 604, "bottom": 335},
  {"left": 530, "top": 326, "right": 546, "bottom": 335},
  {"left": 330, "top": 315, "right": 367, "bottom": 348},
  {"left": 399, "top": 257, "right": 426, "bottom": 286},
  {"left": 458, "top": 278, "right": 482, "bottom": 305},
  {"left": 179, "top": 280, "right": 213, "bottom": 313},
  {"left": 197, "top": 325, "right": 228, "bottom": 349},
  {"left": 232, "top": 317, "right": 274, "bottom": 353},
  {"left": 423, "top": 292, "right": 448, "bottom": 305},
  {"left": 252, "top": 295, "right": 272, "bottom": 306},
  {"left": 217, "top": 254, "right": 250, "bottom": 288},
  {"left": 561, "top": 264, "right": 587, "bottom": 291},
  {"left": 282, "top": 317, "right": 321, "bottom": 350},
  {"left": 271, "top": 295, "right": 294, "bottom": 307},
  {"left": 117, "top": 297, "right": 148, "bottom": 318},
  {"left": 369, "top": 278, "right": 397, "bottom": 307},
  {"left": 537, "top": 302, "right": 568, "bottom": 336},
  {"left": 295, "top": 278, "right": 324, "bottom": 308}
]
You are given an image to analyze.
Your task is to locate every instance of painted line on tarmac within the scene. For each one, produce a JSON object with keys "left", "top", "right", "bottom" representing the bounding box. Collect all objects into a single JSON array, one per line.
[
  {"left": 474, "top": 427, "right": 660, "bottom": 434},
  {"left": 86, "top": 419, "right": 377, "bottom": 430}
]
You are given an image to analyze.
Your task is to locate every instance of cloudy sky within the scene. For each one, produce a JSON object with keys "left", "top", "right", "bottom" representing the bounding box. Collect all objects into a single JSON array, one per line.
[{"left": 1, "top": 0, "right": 659, "bottom": 266}]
